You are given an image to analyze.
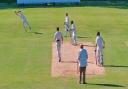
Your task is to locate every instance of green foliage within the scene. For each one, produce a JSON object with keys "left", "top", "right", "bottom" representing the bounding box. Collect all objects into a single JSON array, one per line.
[{"left": 0, "top": 0, "right": 16, "bottom": 3}]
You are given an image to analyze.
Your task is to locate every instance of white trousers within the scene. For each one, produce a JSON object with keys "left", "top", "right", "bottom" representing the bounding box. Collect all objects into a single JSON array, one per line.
[
  {"left": 56, "top": 41, "right": 61, "bottom": 60},
  {"left": 96, "top": 48, "right": 103, "bottom": 65},
  {"left": 65, "top": 23, "right": 70, "bottom": 31},
  {"left": 72, "top": 32, "right": 77, "bottom": 45},
  {"left": 64, "top": 23, "right": 71, "bottom": 36},
  {"left": 22, "top": 20, "right": 31, "bottom": 31}
]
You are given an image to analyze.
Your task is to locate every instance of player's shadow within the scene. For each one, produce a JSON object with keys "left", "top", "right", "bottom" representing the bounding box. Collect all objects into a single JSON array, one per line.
[
  {"left": 87, "top": 61, "right": 94, "bottom": 64},
  {"left": 83, "top": 44, "right": 95, "bottom": 47},
  {"left": 104, "top": 65, "right": 128, "bottom": 68},
  {"left": 78, "top": 43, "right": 95, "bottom": 47},
  {"left": 61, "top": 61, "right": 77, "bottom": 63},
  {"left": 77, "top": 36, "right": 89, "bottom": 38},
  {"left": 32, "top": 32, "right": 43, "bottom": 35},
  {"left": 87, "top": 83, "right": 125, "bottom": 87},
  {"left": 61, "top": 61, "right": 94, "bottom": 64}
]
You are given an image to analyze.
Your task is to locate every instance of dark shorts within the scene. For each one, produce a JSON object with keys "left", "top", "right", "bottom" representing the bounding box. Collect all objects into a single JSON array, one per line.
[{"left": 80, "top": 67, "right": 86, "bottom": 73}]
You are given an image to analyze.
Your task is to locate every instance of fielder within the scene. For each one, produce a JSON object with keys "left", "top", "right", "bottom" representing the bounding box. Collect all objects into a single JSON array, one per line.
[
  {"left": 15, "top": 10, "right": 32, "bottom": 32},
  {"left": 54, "top": 27, "right": 63, "bottom": 62},
  {"left": 64, "top": 13, "right": 71, "bottom": 37},
  {"left": 95, "top": 32, "right": 105, "bottom": 66},
  {"left": 71, "top": 20, "right": 77, "bottom": 45}
]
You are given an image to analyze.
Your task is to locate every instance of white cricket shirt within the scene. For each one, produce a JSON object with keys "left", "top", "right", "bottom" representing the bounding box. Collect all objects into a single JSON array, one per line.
[
  {"left": 54, "top": 32, "right": 62, "bottom": 41},
  {"left": 96, "top": 36, "right": 104, "bottom": 49}
]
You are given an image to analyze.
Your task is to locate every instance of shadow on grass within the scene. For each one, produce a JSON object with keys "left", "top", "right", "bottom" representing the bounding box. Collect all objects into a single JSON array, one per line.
[
  {"left": 77, "top": 36, "right": 89, "bottom": 38},
  {"left": 30, "top": 31, "right": 43, "bottom": 35},
  {"left": 104, "top": 65, "right": 128, "bottom": 68},
  {"left": 34, "top": 32, "right": 43, "bottom": 35},
  {"left": 87, "top": 83, "right": 125, "bottom": 87}
]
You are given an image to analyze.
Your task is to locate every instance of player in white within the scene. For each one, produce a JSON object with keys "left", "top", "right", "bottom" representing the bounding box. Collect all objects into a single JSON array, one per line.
[
  {"left": 95, "top": 32, "right": 105, "bottom": 66},
  {"left": 64, "top": 13, "right": 71, "bottom": 37},
  {"left": 15, "top": 10, "right": 32, "bottom": 32},
  {"left": 54, "top": 27, "right": 63, "bottom": 62},
  {"left": 71, "top": 20, "right": 77, "bottom": 46}
]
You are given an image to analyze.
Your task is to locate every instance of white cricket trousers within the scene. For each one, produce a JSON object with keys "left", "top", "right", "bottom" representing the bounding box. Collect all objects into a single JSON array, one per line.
[
  {"left": 56, "top": 41, "right": 61, "bottom": 60},
  {"left": 72, "top": 31, "right": 77, "bottom": 45},
  {"left": 22, "top": 20, "right": 31, "bottom": 31},
  {"left": 96, "top": 48, "right": 103, "bottom": 65},
  {"left": 64, "top": 23, "right": 70, "bottom": 36}
]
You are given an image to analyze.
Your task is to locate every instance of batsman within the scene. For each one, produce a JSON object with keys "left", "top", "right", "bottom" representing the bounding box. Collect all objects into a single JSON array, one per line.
[{"left": 95, "top": 32, "right": 105, "bottom": 66}]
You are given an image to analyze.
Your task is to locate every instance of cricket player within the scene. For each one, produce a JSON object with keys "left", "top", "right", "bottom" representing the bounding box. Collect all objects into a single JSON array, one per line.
[
  {"left": 71, "top": 21, "right": 77, "bottom": 45},
  {"left": 78, "top": 45, "right": 88, "bottom": 84},
  {"left": 54, "top": 27, "right": 63, "bottom": 62},
  {"left": 95, "top": 32, "right": 105, "bottom": 66},
  {"left": 64, "top": 13, "right": 71, "bottom": 37},
  {"left": 15, "top": 10, "right": 32, "bottom": 32}
]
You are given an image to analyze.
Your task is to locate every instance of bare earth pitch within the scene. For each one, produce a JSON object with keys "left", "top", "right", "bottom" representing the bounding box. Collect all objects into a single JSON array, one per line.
[{"left": 51, "top": 42, "right": 105, "bottom": 77}]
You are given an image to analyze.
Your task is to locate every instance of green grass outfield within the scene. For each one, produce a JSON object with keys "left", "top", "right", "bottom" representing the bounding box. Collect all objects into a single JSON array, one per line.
[{"left": 0, "top": 6, "right": 127, "bottom": 89}]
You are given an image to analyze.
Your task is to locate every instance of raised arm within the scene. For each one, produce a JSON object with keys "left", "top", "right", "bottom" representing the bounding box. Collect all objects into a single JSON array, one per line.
[
  {"left": 15, "top": 11, "right": 21, "bottom": 16},
  {"left": 15, "top": 11, "right": 19, "bottom": 16}
]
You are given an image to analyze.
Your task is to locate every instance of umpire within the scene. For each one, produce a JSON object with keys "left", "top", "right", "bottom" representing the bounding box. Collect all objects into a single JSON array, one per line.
[{"left": 78, "top": 45, "right": 88, "bottom": 84}]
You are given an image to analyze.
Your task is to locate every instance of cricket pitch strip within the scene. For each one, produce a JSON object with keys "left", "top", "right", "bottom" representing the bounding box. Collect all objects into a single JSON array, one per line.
[{"left": 51, "top": 42, "right": 105, "bottom": 77}]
